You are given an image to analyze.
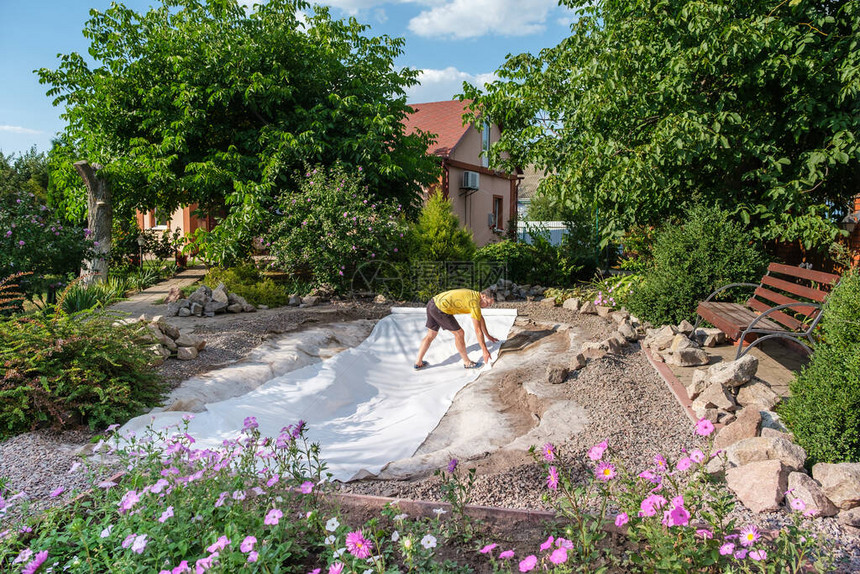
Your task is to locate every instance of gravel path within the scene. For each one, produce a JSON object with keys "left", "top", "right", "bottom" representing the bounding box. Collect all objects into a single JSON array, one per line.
[{"left": 1, "top": 299, "right": 858, "bottom": 571}]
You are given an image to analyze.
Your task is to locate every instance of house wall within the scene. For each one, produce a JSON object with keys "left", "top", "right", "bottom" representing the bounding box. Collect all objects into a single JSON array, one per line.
[{"left": 446, "top": 124, "right": 514, "bottom": 247}]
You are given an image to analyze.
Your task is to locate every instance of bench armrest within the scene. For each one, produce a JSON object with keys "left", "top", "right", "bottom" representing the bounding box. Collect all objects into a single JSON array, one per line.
[
  {"left": 746, "top": 302, "right": 822, "bottom": 334},
  {"left": 700, "top": 283, "right": 760, "bottom": 305}
]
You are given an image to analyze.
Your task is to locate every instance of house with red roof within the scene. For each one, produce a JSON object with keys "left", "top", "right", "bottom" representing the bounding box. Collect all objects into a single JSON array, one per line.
[{"left": 403, "top": 99, "right": 518, "bottom": 246}]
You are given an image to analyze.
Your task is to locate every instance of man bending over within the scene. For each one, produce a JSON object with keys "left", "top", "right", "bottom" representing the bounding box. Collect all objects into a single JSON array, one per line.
[{"left": 414, "top": 288, "right": 498, "bottom": 370}]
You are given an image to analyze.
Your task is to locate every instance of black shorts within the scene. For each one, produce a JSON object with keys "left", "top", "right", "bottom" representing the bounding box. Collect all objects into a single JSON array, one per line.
[{"left": 425, "top": 299, "right": 462, "bottom": 332}]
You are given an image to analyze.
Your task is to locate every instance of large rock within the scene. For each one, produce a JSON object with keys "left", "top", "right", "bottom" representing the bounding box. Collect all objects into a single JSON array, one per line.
[
  {"left": 540, "top": 297, "right": 557, "bottom": 307},
  {"left": 187, "top": 286, "right": 211, "bottom": 305},
  {"left": 838, "top": 507, "right": 860, "bottom": 531},
  {"left": 646, "top": 325, "right": 676, "bottom": 351},
  {"left": 158, "top": 321, "right": 180, "bottom": 340},
  {"left": 561, "top": 297, "right": 580, "bottom": 311},
  {"left": 617, "top": 321, "right": 637, "bottom": 341},
  {"left": 546, "top": 365, "right": 569, "bottom": 384},
  {"left": 596, "top": 305, "right": 613, "bottom": 318},
  {"left": 227, "top": 303, "right": 243, "bottom": 313},
  {"left": 211, "top": 283, "right": 229, "bottom": 305},
  {"left": 178, "top": 307, "right": 192, "bottom": 317},
  {"left": 695, "top": 328, "right": 726, "bottom": 347},
  {"left": 302, "top": 295, "right": 319, "bottom": 307},
  {"left": 669, "top": 334, "right": 697, "bottom": 353},
  {"left": 726, "top": 436, "right": 807, "bottom": 471},
  {"left": 190, "top": 302, "right": 204, "bottom": 317},
  {"left": 736, "top": 381, "right": 781, "bottom": 410},
  {"left": 166, "top": 301, "right": 183, "bottom": 317},
  {"left": 692, "top": 382, "right": 737, "bottom": 412},
  {"left": 608, "top": 331, "right": 628, "bottom": 348},
  {"left": 676, "top": 320, "right": 695, "bottom": 335},
  {"left": 812, "top": 463, "right": 860, "bottom": 510},
  {"left": 707, "top": 354, "right": 759, "bottom": 388},
  {"left": 726, "top": 460, "right": 789, "bottom": 513},
  {"left": 714, "top": 408, "right": 762, "bottom": 451},
  {"left": 175, "top": 333, "right": 202, "bottom": 349},
  {"left": 685, "top": 370, "right": 708, "bottom": 400},
  {"left": 177, "top": 346, "right": 198, "bottom": 361},
  {"left": 666, "top": 348, "right": 709, "bottom": 367},
  {"left": 579, "top": 301, "right": 598, "bottom": 314},
  {"left": 165, "top": 286, "right": 183, "bottom": 304},
  {"left": 760, "top": 410, "right": 790, "bottom": 433},
  {"left": 787, "top": 472, "right": 839, "bottom": 517},
  {"left": 571, "top": 353, "right": 587, "bottom": 370},
  {"left": 580, "top": 341, "right": 608, "bottom": 360},
  {"left": 288, "top": 294, "right": 302, "bottom": 307}
]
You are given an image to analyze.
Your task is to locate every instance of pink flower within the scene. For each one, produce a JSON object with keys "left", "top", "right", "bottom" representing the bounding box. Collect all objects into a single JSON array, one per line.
[
  {"left": 206, "top": 535, "right": 230, "bottom": 553},
  {"left": 790, "top": 497, "right": 806, "bottom": 511},
  {"left": 328, "top": 563, "right": 344, "bottom": 574},
  {"left": 541, "top": 442, "right": 556, "bottom": 462},
  {"left": 131, "top": 533, "right": 148, "bottom": 554},
  {"left": 696, "top": 528, "right": 713, "bottom": 539},
  {"left": 547, "top": 466, "right": 559, "bottom": 490},
  {"left": 264, "top": 508, "right": 283, "bottom": 525},
  {"left": 119, "top": 490, "right": 140, "bottom": 513},
  {"left": 300, "top": 481, "right": 314, "bottom": 494},
  {"left": 595, "top": 461, "right": 616, "bottom": 481},
  {"left": 695, "top": 418, "right": 715, "bottom": 436},
  {"left": 549, "top": 547, "right": 568, "bottom": 564},
  {"left": 654, "top": 454, "right": 667, "bottom": 470},
  {"left": 639, "top": 494, "right": 667, "bottom": 518},
  {"left": 734, "top": 548, "right": 748, "bottom": 560},
  {"left": 668, "top": 505, "right": 690, "bottom": 527},
  {"left": 345, "top": 530, "right": 373, "bottom": 559},
  {"left": 615, "top": 513, "right": 629, "bottom": 527},
  {"left": 241, "top": 536, "right": 257, "bottom": 553},
  {"left": 720, "top": 542, "right": 735, "bottom": 555},
  {"left": 247, "top": 551, "right": 259, "bottom": 563},
  {"left": 739, "top": 524, "right": 759, "bottom": 546},
  {"left": 690, "top": 449, "right": 705, "bottom": 463},
  {"left": 540, "top": 535, "right": 554, "bottom": 550},
  {"left": 587, "top": 440, "right": 607, "bottom": 461},
  {"left": 159, "top": 506, "right": 174, "bottom": 523},
  {"left": 266, "top": 474, "right": 279, "bottom": 487},
  {"left": 49, "top": 487, "right": 64, "bottom": 497},
  {"left": 171, "top": 561, "right": 190, "bottom": 574},
  {"left": 122, "top": 534, "right": 137, "bottom": 549},
  {"left": 480, "top": 543, "right": 497, "bottom": 554},
  {"left": 518, "top": 555, "right": 537, "bottom": 572},
  {"left": 499, "top": 550, "right": 515, "bottom": 559},
  {"left": 195, "top": 552, "right": 218, "bottom": 572},
  {"left": 676, "top": 457, "right": 692, "bottom": 471},
  {"left": 750, "top": 549, "right": 767, "bottom": 561}
]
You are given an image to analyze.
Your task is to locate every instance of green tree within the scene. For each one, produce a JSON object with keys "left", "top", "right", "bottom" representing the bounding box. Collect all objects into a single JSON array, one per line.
[
  {"left": 463, "top": 0, "right": 860, "bottom": 250},
  {"left": 0, "top": 147, "right": 49, "bottom": 202},
  {"left": 38, "top": 0, "right": 437, "bottom": 265},
  {"left": 409, "top": 192, "right": 476, "bottom": 262}
]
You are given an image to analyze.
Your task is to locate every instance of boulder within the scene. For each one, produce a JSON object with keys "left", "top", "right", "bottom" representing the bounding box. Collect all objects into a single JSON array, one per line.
[
  {"left": 609, "top": 331, "right": 628, "bottom": 348},
  {"left": 187, "top": 286, "right": 211, "bottom": 305},
  {"left": 666, "top": 348, "right": 709, "bottom": 367},
  {"left": 603, "top": 337, "right": 623, "bottom": 355},
  {"left": 177, "top": 346, "right": 198, "bottom": 361},
  {"left": 165, "top": 286, "right": 183, "bottom": 304},
  {"left": 692, "top": 382, "right": 737, "bottom": 412},
  {"left": 685, "top": 370, "right": 709, "bottom": 400},
  {"left": 787, "top": 472, "right": 839, "bottom": 517},
  {"left": 617, "top": 321, "right": 637, "bottom": 341},
  {"left": 190, "top": 302, "right": 204, "bottom": 317},
  {"left": 812, "top": 463, "right": 860, "bottom": 510},
  {"left": 288, "top": 295, "right": 302, "bottom": 307},
  {"left": 302, "top": 296, "right": 319, "bottom": 307},
  {"left": 258, "top": 304, "right": 269, "bottom": 310},
  {"left": 211, "top": 284, "right": 229, "bottom": 305},
  {"left": 695, "top": 328, "right": 726, "bottom": 347},
  {"left": 242, "top": 303, "right": 256, "bottom": 313},
  {"left": 736, "top": 381, "right": 781, "bottom": 410},
  {"left": 611, "top": 310, "right": 631, "bottom": 323},
  {"left": 707, "top": 354, "right": 759, "bottom": 388},
  {"left": 227, "top": 303, "right": 243, "bottom": 313},
  {"left": 714, "top": 408, "right": 762, "bottom": 451},
  {"left": 838, "top": 507, "right": 860, "bottom": 530},
  {"left": 166, "top": 301, "right": 183, "bottom": 317},
  {"left": 726, "top": 459, "right": 789, "bottom": 513},
  {"left": 546, "top": 365, "right": 569, "bottom": 384},
  {"left": 175, "top": 333, "right": 202, "bottom": 348},
  {"left": 178, "top": 307, "right": 192, "bottom": 317},
  {"left": 760, "top": 427, "right": 793, "bottom": 442},
  {"left": 571, "top": 353, "right": 587, "bottom": 370},
  {"left": 158, "top": 321, "right": 180, "bottom": 340},
  {"left": 677, "top": 320, "right": 695, "bottom": 335},
  {"left": 760, "top": 410, "right": 789, "bottom": 433},
  {"left": 579, "top": 301, "right": 598, "bottom": 314},
  {"left": 580, "top": 342, "right": 608, "bottom": 360},
  {"left": 726, "top": 436, "right": 807, "bottom": 471},
  {"left": 669, "top": 334, "right": 697, "bottom": 353},
  {"left": 562, "top": 297, "right": 580, "bottom": 311},
  {"left": 646, "top": 325, "right": 676, "bottom": 351},
  {"left": 596, "top": 305, "right": 613, "bottom": 318},
  {"left": 159, "top": 333, "right": 178, "bottom": 352},
  {"left": 540, "top": 297, "right": 557, "bottom": 307}
]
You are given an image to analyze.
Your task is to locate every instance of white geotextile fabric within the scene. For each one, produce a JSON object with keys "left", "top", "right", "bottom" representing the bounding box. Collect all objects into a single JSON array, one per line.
[{"left": 121, "top": 307, "right": 517, "bottom": 481}]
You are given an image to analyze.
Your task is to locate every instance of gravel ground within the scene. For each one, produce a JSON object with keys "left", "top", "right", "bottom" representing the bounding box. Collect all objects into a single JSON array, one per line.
[{"left": 1, "top": 299, "right": 858, "bottom": 571}]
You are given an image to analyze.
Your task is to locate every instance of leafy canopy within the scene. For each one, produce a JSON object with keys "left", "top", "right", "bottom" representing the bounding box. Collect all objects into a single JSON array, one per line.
[
  {"left": 464, "top": 0, "right": 860, "bottom": 249},
  {"left": 38, "top": 0, "right": 438, "bottom": 264}
]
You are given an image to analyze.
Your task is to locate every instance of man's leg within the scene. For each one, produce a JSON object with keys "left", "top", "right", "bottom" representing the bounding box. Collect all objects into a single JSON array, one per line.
[
  {"left": 452, "top": 329, "right": 472, "bottom": 366},
  {"left": 415, "top": 328, "right": 438, "bottom": 367}
]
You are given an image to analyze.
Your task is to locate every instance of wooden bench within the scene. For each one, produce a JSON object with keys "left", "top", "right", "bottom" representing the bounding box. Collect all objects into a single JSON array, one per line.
[{"left": 693, "top": 263, "right": 841, "bottom": 360}]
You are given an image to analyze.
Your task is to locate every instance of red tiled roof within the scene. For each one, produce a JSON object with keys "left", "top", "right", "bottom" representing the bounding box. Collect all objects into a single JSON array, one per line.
[{"left": 403, "top": 100, "right": 473, "bottom": 158}]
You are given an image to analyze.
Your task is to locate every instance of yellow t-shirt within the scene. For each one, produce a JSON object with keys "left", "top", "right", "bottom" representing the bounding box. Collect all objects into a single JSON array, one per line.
[{"left": 433, "top": 289, "right": 482, "bottom": 320}]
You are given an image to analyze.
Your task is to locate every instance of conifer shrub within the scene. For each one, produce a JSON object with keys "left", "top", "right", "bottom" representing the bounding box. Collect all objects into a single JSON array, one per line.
[
  {"left": 408, "top": 192, "right": 475, "bottom": 263},
  {"left": 0, "top": 284, "right": 165, "bottom": 437},
  {"left": 780, "top": 266, "right": 860, "bottom": 464},
  {"left": 626, "top": 205, "right": 768, "bottom": 326}
]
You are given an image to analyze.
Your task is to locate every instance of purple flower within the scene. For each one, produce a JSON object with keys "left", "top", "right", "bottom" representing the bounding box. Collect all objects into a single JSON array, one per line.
[
  {"left": 131, "top": 533, "right": 148, "bottom": 554},
  {"left": 676, "top": 457, "right": 692, "bottom": 471},
  {"left": 549, "top": 547, "right": 568, "bottom": 564},
  {"left": 247, "top": 551, "right": 259, "bottom": 563},
  {"left": 518, "top": 554, "right": 537, "bottom": 572},
  {"left": 447, "top": 458, "right": 458, "bottom": 473},
  {"left": 541, "top": 442, "right": 556, "bottom": 462},
  {"left": 206, "top": 535, "right": 231, "bottom": 553},
  {"left": 328, "top": 563, "right": 344, "bottom": 574},
  {"left": 300, "top": 481, "right": 314, "bottom": 494},
  {"left": 195, "top": 552, "right": 218, "bottom": 572},
  {"left": 21, "top": 550, "right": 48, "bottom": 574},
  {"left": 615, "top": 513, "right": 629, "bottom": 527},
  {"left": 119, "top": 490, "right": 140, "bottom": 513},
  {"left": 739, "top": 524, "right": 760, "bottom": 546},
  {"left": 159, "top": 506, "right": 174, "bottom": 523},
  {"left": 587, "top": 440, "right": 607, "bottom": 461},
  {"left": 750, "top": 549, "right": 767, "bottom": 561},
  {"left": 18, "top": 240, "right": 24, "bottom": 246},
  {"left": 49, "top": 487, "right": 64, "bottom": 497},
  {"left": 547, "top": 466, "right": 559, "bottom": 490},
  {"left": 595, "top": 462, "right": 616, "bottom": 481},
  {"left": 540, "top": 535, "right": 554, "bottom": 550},
  {"left": 264, "top": 508, "right": 283, "bottom": 525},
  {"left": 4, "top": 230, "right": 11, "bottom": 237},
  {"left": 243, "top": 416, "right": 258, "bottom": 431},
  {"left": 345, "top": 530, "right": 373, "bottom": 558},
  {"left": 240, "top": 536, "right": 257, "bottom": 553},
  {"left": 719, "top": 542, "right": 735, "bottom": 555}
]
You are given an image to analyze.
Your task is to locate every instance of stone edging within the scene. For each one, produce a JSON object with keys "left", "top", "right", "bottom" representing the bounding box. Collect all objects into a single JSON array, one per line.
[{"left": 642, "top": 347, "right": 705, "bottom": 426}]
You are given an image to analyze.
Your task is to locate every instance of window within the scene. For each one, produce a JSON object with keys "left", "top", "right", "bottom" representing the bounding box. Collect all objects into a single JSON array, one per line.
[
  {"left": 492, "top": 195, "right": 504, "bottom": 230},
  {"left": 481, "top": 120, "right": 491, "bottom": 168}
]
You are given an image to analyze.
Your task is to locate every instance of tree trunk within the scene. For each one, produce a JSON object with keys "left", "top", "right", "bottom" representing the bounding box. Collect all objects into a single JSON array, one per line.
[{"left": 74, "top": 161, "right": 112, "bottom": 284}]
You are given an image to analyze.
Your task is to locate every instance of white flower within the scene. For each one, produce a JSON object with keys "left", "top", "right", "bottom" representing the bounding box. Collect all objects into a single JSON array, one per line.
[
  {"left": 324, "top": 535, "right": 336, "bottom": 545},
  {"left": 393, "top": 513, "right": 408, "bottom": 521},
  {"left": 334, "top": 547, "right": 346, "bottom": 558},
  {"left": 325, "top": 517, "right": 340, "bottom": 532},
  {"left": 432, "top": 508, "right": 447, "bottom": 516},
  {"left": 421, "top": 534, "right": 437, "bottom": 549},
  {"left": 100, "top": 525, "right": 113, "bottom": 538},
  {"left": 391, "top": 530, "right": 400, "bottom": 542}
]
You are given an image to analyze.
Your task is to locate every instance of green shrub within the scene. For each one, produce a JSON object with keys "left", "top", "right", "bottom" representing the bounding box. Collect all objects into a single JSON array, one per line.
[
  {"left": 0, "top": 304, "right": 165, "bottom": 438},
  {"left": 269, "top": 164, "right": 407, "bottom": 291},
  {"left": 626, "top": 205, "right": 768, "bottom": 326},
  {"left": 203, "top": 263, "right": 295, "bottom": 307},
  {"left": 408, "top": 192, "right": 475, "bottom": 262},
  {"left": 780, "top": 267, "right": 860, "bottom": 464}
]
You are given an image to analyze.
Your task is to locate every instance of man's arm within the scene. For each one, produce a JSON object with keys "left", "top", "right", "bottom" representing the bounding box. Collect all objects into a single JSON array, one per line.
[
  {"left": 472, "top": 317, "right": 491, "bottom": 364},
  {"left": 480, "top": 316, "right": 498, "bottom": 343}
]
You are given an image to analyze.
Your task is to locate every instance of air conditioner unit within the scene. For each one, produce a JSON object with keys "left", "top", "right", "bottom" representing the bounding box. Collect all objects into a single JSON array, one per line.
[{"left": 461, "top": 171, "right": 480, "bottom": 190}]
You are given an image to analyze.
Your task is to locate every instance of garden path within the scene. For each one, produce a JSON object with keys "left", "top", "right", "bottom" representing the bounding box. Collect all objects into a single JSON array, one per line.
[{"left": 107, "top": 265, "right": 206, "bottom": 318}]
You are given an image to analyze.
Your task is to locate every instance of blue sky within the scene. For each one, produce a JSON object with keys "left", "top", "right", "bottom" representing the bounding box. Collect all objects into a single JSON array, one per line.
[{"left": 0, "top": 0, "right": 575, "bottom": 157}]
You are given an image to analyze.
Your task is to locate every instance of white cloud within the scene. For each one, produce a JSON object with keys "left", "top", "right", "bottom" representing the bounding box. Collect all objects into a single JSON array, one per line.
[
  {"left": 408, "top": 0, "right": 558, "bottom": 39},
  {"left": 0, "top": 125, "right": 42, "bottom": 135},
  {"left": 406, "top": 66, "right": 498, "bottom": 103}
]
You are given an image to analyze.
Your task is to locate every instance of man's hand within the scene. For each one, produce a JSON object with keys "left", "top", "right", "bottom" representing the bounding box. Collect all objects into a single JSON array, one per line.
[
  {"left": 482, "top": 350, "right": 491, "bottom": 365},
  {"left": 486, "top": 334, "right": 499, "bottom": 344}
]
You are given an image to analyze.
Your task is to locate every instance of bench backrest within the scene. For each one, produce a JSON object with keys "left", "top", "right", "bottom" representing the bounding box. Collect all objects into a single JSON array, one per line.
[{"left": 746, "top": 263, "right": 841, "bottom": 331}]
